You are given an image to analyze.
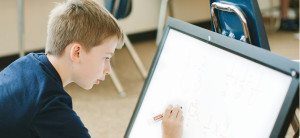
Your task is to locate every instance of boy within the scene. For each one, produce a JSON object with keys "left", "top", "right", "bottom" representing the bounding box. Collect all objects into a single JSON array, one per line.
[{"left": 0, "top": 0, "right": 183, "bottom": 137}]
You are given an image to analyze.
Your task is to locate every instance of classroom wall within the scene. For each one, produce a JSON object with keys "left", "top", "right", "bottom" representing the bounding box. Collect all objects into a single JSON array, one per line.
[
  {"left": 0, "top": 0, "right": 277, "bottom": 57},
  {"left": 0, "top": 0, "right": 19, "bottom": 57}
]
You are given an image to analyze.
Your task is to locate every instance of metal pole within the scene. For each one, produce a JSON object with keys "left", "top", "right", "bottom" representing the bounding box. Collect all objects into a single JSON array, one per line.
[
  {"left": 17, "top": 0, "right": 25, "bottom": 57},
  {"left": 156, "top": 0, "right": 169, "bottom": 46},
  {"left": 110, "top": 68, "right": 126, "bottom": 97},
  {"left": 124, "top": 35, "right": 147, "bottom": 78}
]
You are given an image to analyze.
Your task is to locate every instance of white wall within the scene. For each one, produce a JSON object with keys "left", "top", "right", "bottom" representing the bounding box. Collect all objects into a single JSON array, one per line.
[
  {"left": 117, "top": 0, "right": 211, "bottom": 34},
  {"left": 0, "top": 0, "right": 275, "bottom": 57},
  {"left": 258, "top": 0, "right": 279, "bottom": 11}
]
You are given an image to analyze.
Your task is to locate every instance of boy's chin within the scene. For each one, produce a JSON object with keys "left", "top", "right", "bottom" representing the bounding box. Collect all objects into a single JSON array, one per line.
[
  {"left": 83, "top": 86, "right": 93, "bottom": 91},
  {"left": 76, "top": 83, "right": 94, "bottom": 91},
  {"left": 84, "top": 84, "right": 94, "bottom": 90}
]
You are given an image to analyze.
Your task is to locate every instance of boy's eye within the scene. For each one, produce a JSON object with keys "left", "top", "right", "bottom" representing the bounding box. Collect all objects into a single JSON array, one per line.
[{"left": 105, "top": 57, "right": 111, "bottom": 60}]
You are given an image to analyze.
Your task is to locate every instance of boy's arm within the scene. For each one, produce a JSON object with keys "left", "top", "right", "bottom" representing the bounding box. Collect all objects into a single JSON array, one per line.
[
  {"left": 31, "top": 96, "right": 91, "bottom": 138},
  {"left": 162, "top": 105, "right": 184, "bottom": 138}
]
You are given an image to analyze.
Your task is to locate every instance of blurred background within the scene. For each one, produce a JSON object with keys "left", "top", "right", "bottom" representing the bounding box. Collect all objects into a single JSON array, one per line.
[{"left": 0, "top": 0, "right": 299, "bottom": 137}]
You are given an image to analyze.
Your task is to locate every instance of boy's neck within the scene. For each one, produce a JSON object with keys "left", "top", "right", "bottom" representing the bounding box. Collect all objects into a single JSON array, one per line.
[{"left": 47, "top": 54, "right": 72, "bottom": 87}]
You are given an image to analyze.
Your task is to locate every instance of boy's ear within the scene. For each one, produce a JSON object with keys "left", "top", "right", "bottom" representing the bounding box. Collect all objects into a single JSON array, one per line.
[{"left": 69, "top": 43, "right": 81, "bottom": 63}]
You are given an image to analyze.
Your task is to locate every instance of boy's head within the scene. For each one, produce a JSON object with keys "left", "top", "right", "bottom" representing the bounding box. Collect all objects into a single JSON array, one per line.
[{"left": 45, "top": 0, "right": 124, "bottom": 90}]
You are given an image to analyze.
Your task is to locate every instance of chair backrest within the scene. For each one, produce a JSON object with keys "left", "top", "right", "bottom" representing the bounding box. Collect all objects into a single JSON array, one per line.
[
  {"left": 210, "top": 0, "right": 270, "bottom": 50},
  {"left": 104, "top": 0, "right": 132, "bottom": 19}
]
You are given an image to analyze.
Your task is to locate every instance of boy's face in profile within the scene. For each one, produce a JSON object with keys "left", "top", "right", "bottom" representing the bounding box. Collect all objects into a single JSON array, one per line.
[{"left": 73, "top": 36, "right": 118, "bottom": 90}]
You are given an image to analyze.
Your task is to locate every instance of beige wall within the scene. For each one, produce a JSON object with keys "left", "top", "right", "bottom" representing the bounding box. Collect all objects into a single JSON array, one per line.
[
  {"left": 0, "top": 0, "right": 18, "bottom": 57},
  {"left": 0, "top": 0, "right": 64, "bottom": 57},
  {"left": 0, "top": 0, "right": 274, "bottom": 57}
]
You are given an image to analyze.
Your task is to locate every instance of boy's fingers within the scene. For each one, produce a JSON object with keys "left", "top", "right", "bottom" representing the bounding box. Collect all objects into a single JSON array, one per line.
[
  {"left": 164, "top": 105, "right": 173, "bottom": 118},
  {"left": 171, "top": 106, "right": 180, "bottom": 119},
  {"left": 176, "top": 109, "right": 182, "bottom": 119}
]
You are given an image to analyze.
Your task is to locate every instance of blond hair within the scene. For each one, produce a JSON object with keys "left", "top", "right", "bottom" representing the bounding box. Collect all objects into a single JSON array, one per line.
[{"left": 45, "top": 0, "right": 124, "bottom": 56}]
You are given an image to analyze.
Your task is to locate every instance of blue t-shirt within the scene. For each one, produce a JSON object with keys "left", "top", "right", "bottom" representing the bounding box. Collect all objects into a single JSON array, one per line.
[{"left": 0, "top": 53, "right": 90, "bottom": 138}]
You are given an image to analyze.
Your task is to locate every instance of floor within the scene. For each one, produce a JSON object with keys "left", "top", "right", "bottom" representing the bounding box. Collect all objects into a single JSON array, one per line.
[{"left": 65, "top": 30, "right": 299, "bottom": 138}]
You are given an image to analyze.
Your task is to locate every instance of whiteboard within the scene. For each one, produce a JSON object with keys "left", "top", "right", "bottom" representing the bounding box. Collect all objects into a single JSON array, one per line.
[{"left": 128, "top": 29, "right": 293, "bottom": 138}]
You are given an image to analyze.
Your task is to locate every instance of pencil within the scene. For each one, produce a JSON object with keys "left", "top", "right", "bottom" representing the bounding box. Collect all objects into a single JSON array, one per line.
[{"left": 153, "top": 114, "right": 163, "bottom": 121}]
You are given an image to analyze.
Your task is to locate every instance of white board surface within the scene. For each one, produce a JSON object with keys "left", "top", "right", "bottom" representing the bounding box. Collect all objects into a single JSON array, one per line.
[{"left": 129, "top": 29, "right": 292, "bottom": 138}]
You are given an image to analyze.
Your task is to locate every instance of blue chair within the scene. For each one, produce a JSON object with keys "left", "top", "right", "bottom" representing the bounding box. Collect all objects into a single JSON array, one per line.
[
  {"left": 104, "top": 0, "right": 147, "bottom": 96},
  {"left": 210, "top": 0, "right": 270, "bottom": 50},
  {"left": 105, "top": 0, "right": 132, "bottom": 19}
]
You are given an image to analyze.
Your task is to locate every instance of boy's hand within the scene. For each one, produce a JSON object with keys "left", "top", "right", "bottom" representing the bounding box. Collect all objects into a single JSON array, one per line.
[{"left": 162, "top": 105, "right": 183, "bottom": 138}]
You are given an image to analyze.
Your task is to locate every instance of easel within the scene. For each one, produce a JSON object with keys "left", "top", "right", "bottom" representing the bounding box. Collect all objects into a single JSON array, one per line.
[{"left": 155, "top": 0, "right": 299, "bottom": 136}]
